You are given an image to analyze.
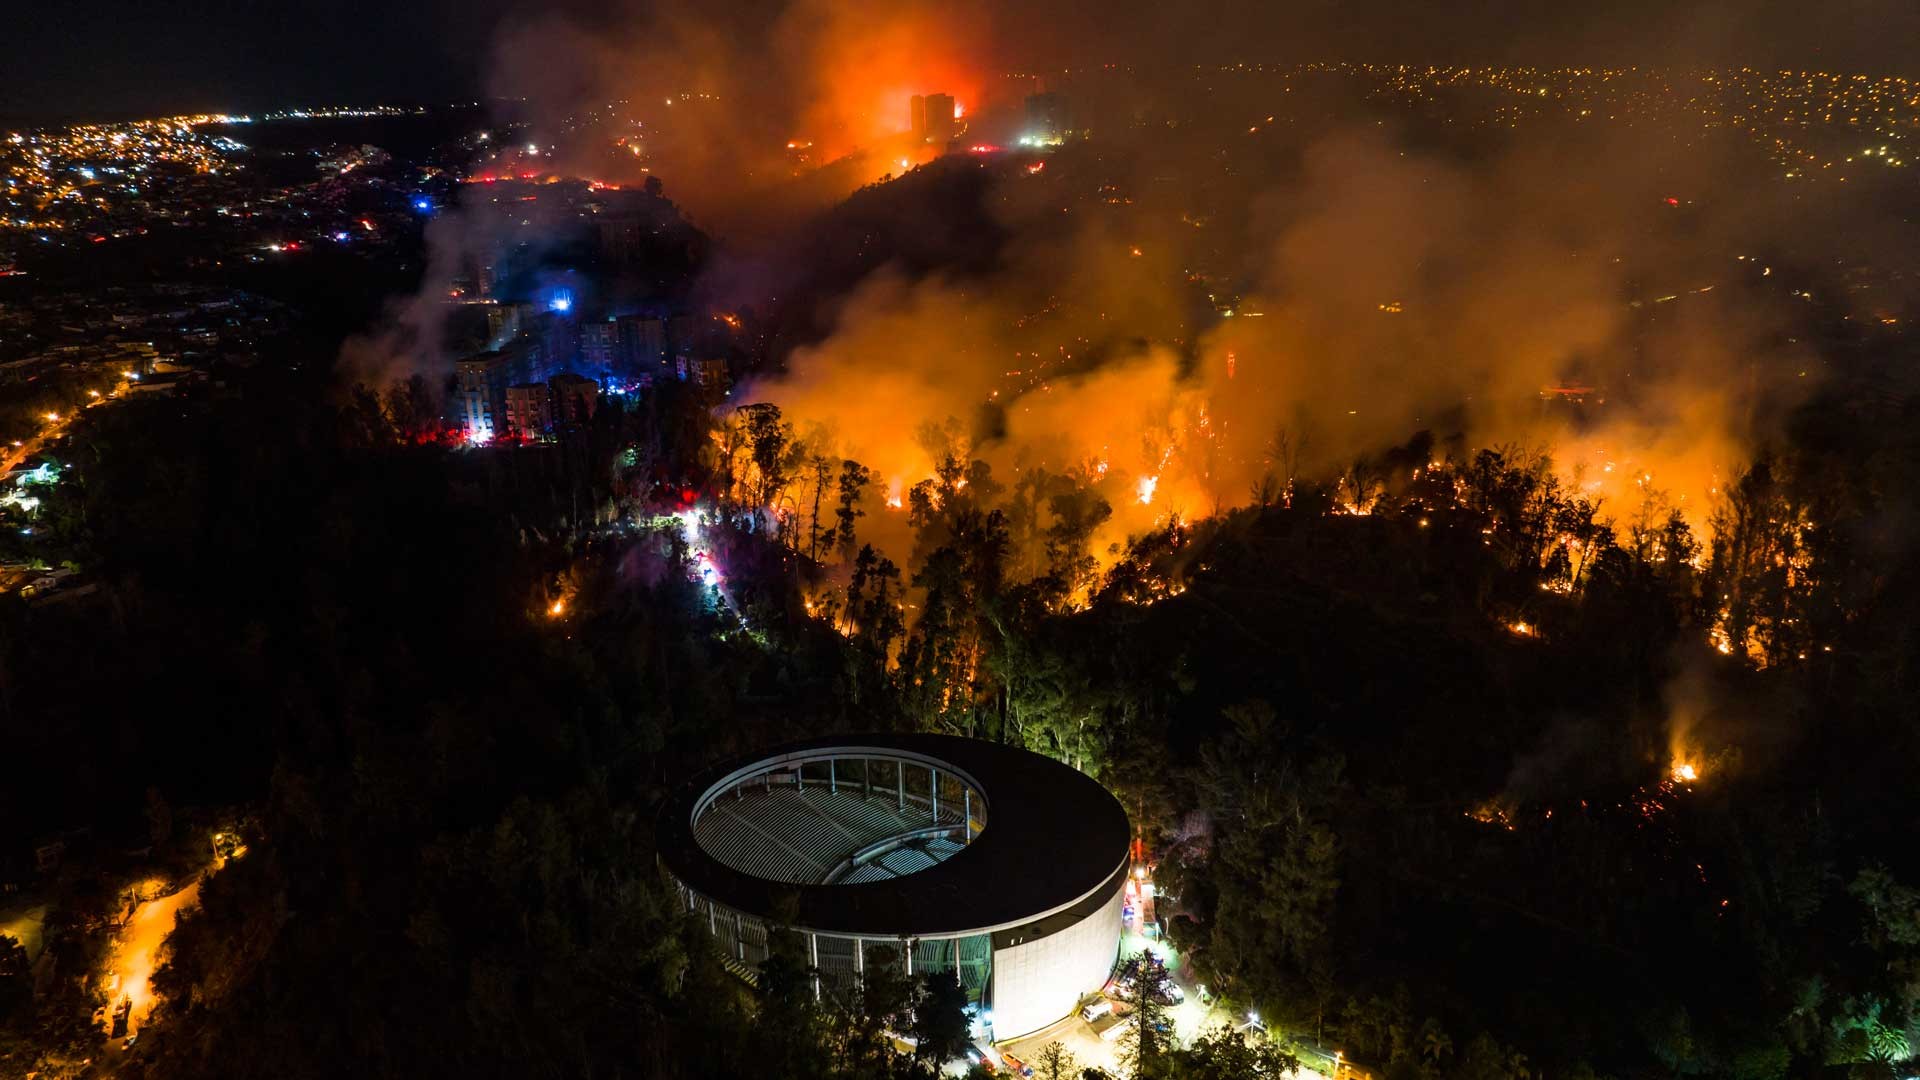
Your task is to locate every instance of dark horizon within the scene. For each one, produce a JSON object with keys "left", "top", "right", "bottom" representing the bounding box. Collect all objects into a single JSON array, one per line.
[{"left": 9, "top": 0, "right": 1920, "bottom": 125}]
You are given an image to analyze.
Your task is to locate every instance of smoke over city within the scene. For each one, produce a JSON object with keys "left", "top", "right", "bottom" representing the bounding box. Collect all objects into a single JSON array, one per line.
[
  {"left": 349, "top": 0, "right": 1920, "bottom": 578},
  {"left": 727, "top": 117, "right": 1849, "bottom": 564},
  {"left": 488, "top": 0, "right": 993, "bottom": 231}
]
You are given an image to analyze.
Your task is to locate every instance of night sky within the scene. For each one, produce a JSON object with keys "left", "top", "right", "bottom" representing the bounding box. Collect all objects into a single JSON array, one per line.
[
  {"left": 2, "top": 0, "right": 517, "bottom": 121},
  {"left": 7, "top": 0, "right": 1920, "bottom": 123}
]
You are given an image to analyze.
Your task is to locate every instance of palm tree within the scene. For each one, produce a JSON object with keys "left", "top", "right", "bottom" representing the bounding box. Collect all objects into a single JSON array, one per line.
[{"left": 1420, "top": 1020, "right": 1453, "bottom": 1066}]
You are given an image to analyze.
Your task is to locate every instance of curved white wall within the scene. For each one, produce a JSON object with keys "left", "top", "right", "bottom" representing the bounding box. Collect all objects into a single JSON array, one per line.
[{"left": 987, "top": 879, "right": 1125, "bottom": 1039}]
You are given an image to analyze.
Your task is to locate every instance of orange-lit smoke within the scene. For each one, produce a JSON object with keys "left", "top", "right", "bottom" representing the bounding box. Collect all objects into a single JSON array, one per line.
[
  {"left": 1188, "top": 130, "right": 1807, "bottom": 528},
  {"left": 488, "top": 0, "right": 992, "bottom": 230},
  {"left": 787, "top": 2, "right": 987, "bottom": 158},
  {"left": 745, "top": 122, "right": 1820, "bottom": 578},
  {"left": 487, "top": 11, "right": 1834, "bottom": 582}
]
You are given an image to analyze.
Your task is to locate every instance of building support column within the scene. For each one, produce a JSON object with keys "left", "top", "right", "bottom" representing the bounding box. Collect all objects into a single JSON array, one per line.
[
  {"left": 829, "top": 758, "right": 837, "bottom": 795},
  {"left": 809, "top": 932, "right": 821, "bottom": 1001},
  {"left": 964, "top": 789, "right": 972, "bottom": 843},
  {"left": 931, "top": 767, "right": 940, "bottom": 823},
  {"left": 896, "top": 761, "right": 904, "bottom": 812}
]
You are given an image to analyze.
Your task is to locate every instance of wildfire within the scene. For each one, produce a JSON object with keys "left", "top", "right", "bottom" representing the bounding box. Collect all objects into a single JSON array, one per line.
[
  {"left": 547, "top": 597, "right": 567, "bottom": 618},
  {"left": 1671, "top": 761, "right": 1699, "bottom": 783},
  {"left": 1508, "top": 620, "right": 1537, "bottom": 637},
  {"left": 1467, "top": 802, "right": 1517, "bottom": 831},
  {"left": 1137, "top": 475, "right": 1159, "bottom": 505}
]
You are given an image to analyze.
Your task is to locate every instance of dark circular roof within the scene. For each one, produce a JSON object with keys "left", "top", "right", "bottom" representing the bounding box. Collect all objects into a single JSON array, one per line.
[{"left": 657, "top": 733, "right": 1132, "bottom": 937}]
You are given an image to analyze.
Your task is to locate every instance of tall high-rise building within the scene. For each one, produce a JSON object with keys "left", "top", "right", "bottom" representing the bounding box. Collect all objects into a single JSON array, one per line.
[
  {"left": 456, "top": 347, "right": 518, "bottom": 441},
  {"left": 528, "top": 310, "right": 578, "bottom": 375},
  {"left": 666, "top": 314, "right": 701, "bottom": 366},
  {"left": 923, "top": 93, "right": 956, "bottom": 145},
  {"left": 503, "top": 383, "right": 554, "bottom": 438},
  {"left": 549, "top": 372, "right": 600, "bottom": 426},
  {"left": 910, "top": 94, "right": 927, "bottom": 139},
  {"left": 616, "top": 314, "right": 669, "bottom": 374},
  {"left": 582, "top": 319, "right": 620, "bottom": 372},
  {"left": 486, "top": 302, "right": 534, "bottom": 347}
]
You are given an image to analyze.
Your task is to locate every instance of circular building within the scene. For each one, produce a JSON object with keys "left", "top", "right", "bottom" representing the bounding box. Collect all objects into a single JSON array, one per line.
[{"left": 657, "top": 733, "right": 1132, "bottom": 1040}]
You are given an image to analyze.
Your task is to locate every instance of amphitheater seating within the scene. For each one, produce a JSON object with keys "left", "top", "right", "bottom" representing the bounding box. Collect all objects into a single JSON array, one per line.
[{"left": 694, "top": 783, "right": 970, "bottom": 885}]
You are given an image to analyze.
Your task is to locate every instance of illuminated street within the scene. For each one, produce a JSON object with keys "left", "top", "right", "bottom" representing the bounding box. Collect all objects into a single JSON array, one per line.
[{"left": 100, "top": 879, "right": 201, "bottom": 1038}]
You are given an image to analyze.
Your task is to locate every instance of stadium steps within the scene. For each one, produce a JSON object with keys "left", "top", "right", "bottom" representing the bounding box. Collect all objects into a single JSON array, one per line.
[{"left": 695, "top": 785, "right": 971, "bottom": 885}]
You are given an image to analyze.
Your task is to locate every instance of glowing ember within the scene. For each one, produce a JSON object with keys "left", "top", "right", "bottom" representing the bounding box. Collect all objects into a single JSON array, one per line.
[
  {"left": 1508, "top": 620, "right": 1537, "bottom": 637},
  {"left": 1672, "top": 761, "right": 1699, "bottom": 783},
  {"left": 547, "top": 598, "right": 566, "bottom": 618}
]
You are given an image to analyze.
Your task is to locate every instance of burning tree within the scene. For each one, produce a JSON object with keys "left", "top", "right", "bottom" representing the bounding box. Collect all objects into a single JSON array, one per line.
[{"left": 1704, "top": 455, "right": 1819, "bottom": 666}]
